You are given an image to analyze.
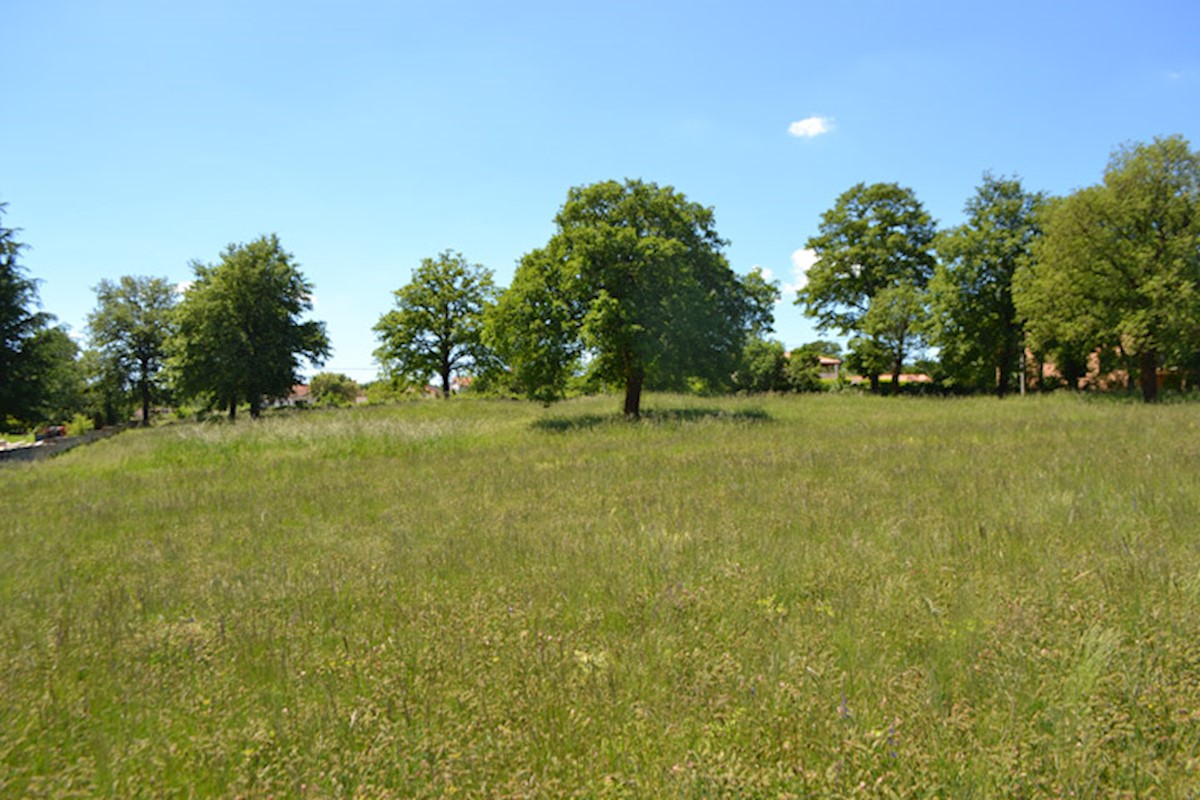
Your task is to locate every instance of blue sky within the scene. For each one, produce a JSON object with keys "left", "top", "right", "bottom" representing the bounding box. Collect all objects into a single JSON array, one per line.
[{"left": 4, "top": 0, "right": 1198, "bottom": 381}]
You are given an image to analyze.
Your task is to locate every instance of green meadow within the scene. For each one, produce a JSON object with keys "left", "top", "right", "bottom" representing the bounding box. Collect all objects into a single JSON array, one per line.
[{"left": 2, "top": 394, "right": 1200, "bottom": 797}]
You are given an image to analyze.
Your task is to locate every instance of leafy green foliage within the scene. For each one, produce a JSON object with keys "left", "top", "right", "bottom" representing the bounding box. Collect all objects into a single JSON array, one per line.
[
  {"left": 170, "top": 235, "right": 330, "bottom": 419},
  {"left": 0, "top": 202, "right": 57, "bottom": 428},
  {"left": 786, "top": 340, "right": 842, "bottom": 392},
  {"left": 488, "top": 179, "right": 775, "bottom": 417},
  {"left": 362, "top": 378, "right": 414, "bottom": 405},
  {"left": 373, "top": 251, "right": 496, "bottom": 398},
  {"left": 309, "top": 371, "right": 361, "bottom": 407},
  {"left": 78, "top": 347, "right": 131, "bottom": 426},
  {"left": 732, "top": 338, "right": 788, "bottom": 393},
  {"left": 21, "top": 325, "right": 85, "bottom": 425},
  {"left": 485, "top": 246, "right": 584, "bottom": 404},
  {"left": 931, "top": 175, "right": 1046, "bottom": 395},
  {"left": 797, "top": 182, "right": 936, "bottom": 390},
  {"left": 65, "top": 412, "right": 95, "bottom": 437},
  {"left": 1016, "top": 136, "right": 1200, "bottom": 402},
  {"left": 855, "top": 281, "right": 929, "bottom": 383},
  {"left": 87, "top": 275, "right": 177, "bottom": 426}
]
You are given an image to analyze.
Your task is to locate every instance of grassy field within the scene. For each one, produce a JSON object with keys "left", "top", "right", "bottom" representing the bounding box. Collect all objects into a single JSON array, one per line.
[{"left": 2, "top": 393, "right": 1199, "bottom": 797}]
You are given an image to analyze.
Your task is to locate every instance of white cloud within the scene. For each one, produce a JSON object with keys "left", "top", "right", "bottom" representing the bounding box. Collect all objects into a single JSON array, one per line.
[
  {"left": 784, "top": 248, "right": 817, "bottom": 295},
  {"left": 787, "top": 116, "right": 834, "bottom": 139},
  {"left": 175, "top": 280, "right": 193, "bottom": 295}
]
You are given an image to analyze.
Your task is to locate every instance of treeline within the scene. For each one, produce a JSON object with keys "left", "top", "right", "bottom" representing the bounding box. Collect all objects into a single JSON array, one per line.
[
  {"left": 375, "top": 135, "right": 1200, "bottom": 410},
  {"left": 1, "top": 230, "right": 332, "bottom": 432},
  {"left": 795, "top": 135, "right": 1200, "bottom": 403},
  {"left": 2, "top": 135, "right": 1196, "bottom": 431}
]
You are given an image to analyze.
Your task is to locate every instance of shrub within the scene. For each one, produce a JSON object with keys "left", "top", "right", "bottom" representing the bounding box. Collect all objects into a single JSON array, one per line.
[{"left": 66, "top": 413, "right": 95, "bottom": 436}]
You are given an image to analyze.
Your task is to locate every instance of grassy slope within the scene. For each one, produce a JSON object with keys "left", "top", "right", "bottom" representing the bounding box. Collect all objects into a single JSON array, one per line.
[{"left": 2, "top": 393, "right": 1199, "bottom": 797}]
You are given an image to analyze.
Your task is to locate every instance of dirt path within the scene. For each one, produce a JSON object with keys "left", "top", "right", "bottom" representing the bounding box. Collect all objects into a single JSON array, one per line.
[{"left": 0, "top": 426, "right": 127, "bottom": 465}]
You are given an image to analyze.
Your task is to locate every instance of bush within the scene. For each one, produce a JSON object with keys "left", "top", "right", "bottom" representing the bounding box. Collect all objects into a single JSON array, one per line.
[
  {"left": 66, "top": 413, "right": 95, "bottom": 437},
  {"left": 733, "top": 339, "right": 788, "bottom": 393},
  {"left": 310, "top": 372, "right": 361, "bottom": 407}
]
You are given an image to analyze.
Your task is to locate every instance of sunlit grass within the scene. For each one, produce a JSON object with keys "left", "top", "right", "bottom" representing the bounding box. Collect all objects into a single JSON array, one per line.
[{"left": 2, "top": 393, "right": 1199, "bottom": 796}]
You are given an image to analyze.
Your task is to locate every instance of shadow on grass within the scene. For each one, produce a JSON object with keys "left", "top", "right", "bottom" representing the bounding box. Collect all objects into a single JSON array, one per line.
[{"left": 532, "top": 407, "right": 771, "bottom": 433}]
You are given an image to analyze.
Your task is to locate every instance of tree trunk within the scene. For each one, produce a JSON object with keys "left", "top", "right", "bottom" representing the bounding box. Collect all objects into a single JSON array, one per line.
[
  {"left": 1140, "top": 349, "right": 1159, "bottom": 403},
  {"left": 890, "top": 364, "right": 902, "bottom": 395},
  {"left": 249, "top": 396, "right": 262, "bottom": 419},
  {"left": 869, "top": 373, "right": 880, "bottom": 394},
  {"left": 996, "top": 338, "right": 1014, "bottom": 398},
  {"left": 228, "top": 395, "right": 237, "bottom": 421},
  {"left": 140, "top": 376, "right": 151, "bottom": 427},
  {"left": 624, "top": 367, "right": 644, "bottom": 419},
  {"left": 441, "top": 362, "right": 452, "bottom": 400},
  {"left": 1019, "top": 348, "right": 1027, "bottom": 397}
]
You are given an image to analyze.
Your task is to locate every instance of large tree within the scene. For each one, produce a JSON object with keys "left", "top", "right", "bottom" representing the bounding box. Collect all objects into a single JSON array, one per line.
[
  {"left": 487, "top": 179, "right": 774, "bottom": 418},
  {"left": 171, "top": 235, "right": 330, "bottom": 419},
  {"left": 1015, "top": 136, "right": 1200, "bottom": 402},
  {"left": 22, "top": 326, "right": 85, "bottom": 425},
  {"left": 0, "top": 202, "right": 55, "bottom": 427},
  {"left": 87, "top": 275, "right": 176, "bottom": 426},
  {"left": 931, "top": 175, "right": 1046, "bottom": 395},
  {"left": 373, "top": 250, "right": 496, "bottom": 398},
  {"left": 796, "top": 182, "right": 937, "bottom": 392}
]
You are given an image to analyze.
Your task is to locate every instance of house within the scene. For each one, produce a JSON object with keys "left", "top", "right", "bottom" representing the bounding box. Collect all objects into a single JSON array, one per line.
[
  {"left": 425, "top": 375, "right": 474, "bottom": 396},
  {"left": 818, "top": 356, "right": 841, "bottom": 381},
  {"left": 273, "top": 384, "right": 311, "bottom": 407}
]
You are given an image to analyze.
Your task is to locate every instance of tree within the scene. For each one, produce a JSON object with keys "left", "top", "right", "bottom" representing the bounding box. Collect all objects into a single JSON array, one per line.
[
  {"left": 487, "top": 179, "right": 774, "bottom": 418},
  {"left": 171, "top": 235, "right": 330, "bottom": 419},
  {"left": 931, "top": 175, "right": 1046, "bottom": 395},
  {"left": 485, "top": 246, "right": 592, "bottom": 405},
  {"left": 855, "top": 281, "right": 929, "bottom": 387},
  {"left": 786, "top": 340, "right": 842, "bottom": 392},
  {"left": 732, "top": 338, "right": 788, "bottom": 393},
  {"left": 1015, "top": 136, "right": 1200, "bottom": 402},
  {"left": 373, "top": 250, "right": 496, "bottom": 399},
  {"left": 796, "top": 182, "right": 936, "bottom": 392},
  {"left": 79, "top": 348, "right": 131, "bottom": 427},
  {"left": 0, "top": 202, "right": 55, "bottom": 428},
  {"left": 310, "top": 372, "right": 361, "bottom": 406},
  {"left": 22, "top": 326, "right": 85, "bottom": 425},
  {"left": 87, "top": 275, "right": 176, "bottom": 426}
]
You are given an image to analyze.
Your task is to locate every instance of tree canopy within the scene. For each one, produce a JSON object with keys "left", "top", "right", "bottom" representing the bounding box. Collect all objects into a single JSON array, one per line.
[
  {"left": 796, "top": 182, "right": 936, "bottom": 391},
  {"left": 487, "top": 179, "right": 775, "bottom": 417},
  {"left": 22, "top": 326, "right": 84, "bottom": 425},
  {"left": 1, "top": 202, "right": 72, "bottom": 429},
  {"left": 87, "top": 275, "right": 177, "bottom": 426},
  {"left": 732, "top": 338, "right": 789, "bottom": 394},
  {"left": 373, "top": 250, "right": 496, "bottom": 398},
  {"left": 1015, "top": 135, "right": 1200, "bottom": 402},
  {"left": 931, "top": 175, "right": 1045, "bottom": 395},
  {"left": 310, "top": 372, "right": 361, "bottom": 407},
  {"left": 2, "top": 205, "right": 40, "bottom": 422},
  {"left": 171, "top": 235, "right": 330, "bottom": 419}
]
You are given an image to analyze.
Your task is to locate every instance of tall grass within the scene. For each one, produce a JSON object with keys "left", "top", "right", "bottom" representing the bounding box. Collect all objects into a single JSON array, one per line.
[{"left": 2, "top": 394, "right": 1199, "bottom": 797}]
